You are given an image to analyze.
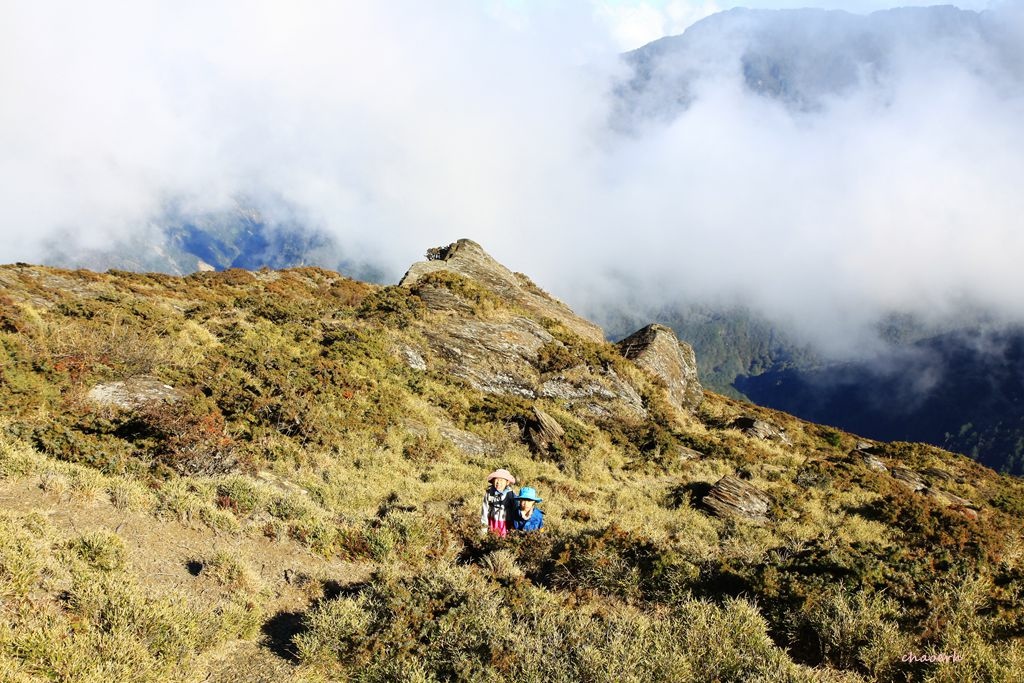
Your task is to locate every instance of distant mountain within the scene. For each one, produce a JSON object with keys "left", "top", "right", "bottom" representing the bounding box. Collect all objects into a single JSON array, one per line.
[
  {"left": 735, "top": 327, "right": 1024, "bottom": 476},
  {"left": 42, "top": 205, "right": 390, "bottom": 282},
  {"left": 614, "top": 5, "right": 1010, "bottom": 128},
  {"left": 599, "top": 301, "right": 1024, "bottom": 476}
]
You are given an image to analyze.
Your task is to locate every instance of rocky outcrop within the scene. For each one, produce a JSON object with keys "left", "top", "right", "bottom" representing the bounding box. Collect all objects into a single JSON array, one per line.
[
  {"left": 702, "top": 475, "right": 774, "bottom": 523},
  {"left": 852, "top": 451, "right": 888, "bottom": 472},
  {"left": 538, "top": 367, "right": 646, "bottom": 418},
  {"left": 854, "top": 441, "right": 882, "bottom": 454},
  {"left": 678, "top": 446, "right": 704, "bottom": 462},
  {"left": 438, "top": 425, "right": 492, "bottom": 456},
  {"left": 423, "top": 317, "right": 552, "bottom": 397},
  {"left": 87, "top": 376, "right": 182, "bottom": 410},
  {"left": 731, "top": 416, "right": 792, "bottom": 446},
  {"left": 616, "top": 324, "right": 703, "bottom": 412},
  {"left": 526, "top": 408, "right": 565, "bottom": 454},
  {"left": 402, "top": 240, "right": 649, "bottom": 421},
  {"left": 400, "top": 239, "right": 604, "bottom": 343},
  {"left": 891, "top": 467, "right": 927, "bottom": 492},
  {"left": 398, "top": 345, "right": 427, "bottom": 371},
  {"left": 921, "top": 467, "right": 962, "bottom": 485}
]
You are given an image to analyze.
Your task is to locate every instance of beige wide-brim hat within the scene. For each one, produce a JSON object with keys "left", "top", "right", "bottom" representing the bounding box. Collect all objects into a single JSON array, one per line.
[{"left": 487, "top": 468, "right": 516, "bottom": 484}]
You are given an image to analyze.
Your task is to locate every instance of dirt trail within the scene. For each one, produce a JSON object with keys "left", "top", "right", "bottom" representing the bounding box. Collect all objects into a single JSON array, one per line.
[{"left": 0, "top": 475, "right": 371, "bottom": 682}]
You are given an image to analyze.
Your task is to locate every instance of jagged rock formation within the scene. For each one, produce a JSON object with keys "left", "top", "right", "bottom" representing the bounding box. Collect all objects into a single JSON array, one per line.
[
  {"left": 617, "top": 324, "right": 703, "bottom": 412},
  {"left": 400, "top": 239, "right": 604, "bottom": 343},
  {"left": 421, "top": 317, "right": 553, "bottom": 398},
  {"left": 400, "top": 240, "right": 649, "bottom": 421},
  {"left": 702, "top": 475, "right": 774, "bottom": 523}
]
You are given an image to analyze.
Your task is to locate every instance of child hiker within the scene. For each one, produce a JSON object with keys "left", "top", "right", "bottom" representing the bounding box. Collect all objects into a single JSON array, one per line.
[
  {"left": 513, "top": 486, "right": 544, "bottom": 532},
  {"left": 481, "top": 468, "right": 517, "bottom": 537}
]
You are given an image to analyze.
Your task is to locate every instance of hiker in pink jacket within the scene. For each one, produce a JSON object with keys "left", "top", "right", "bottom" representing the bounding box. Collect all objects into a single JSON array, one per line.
[{"left": 480, "top": 468, "right": 517, "bottom": 537}]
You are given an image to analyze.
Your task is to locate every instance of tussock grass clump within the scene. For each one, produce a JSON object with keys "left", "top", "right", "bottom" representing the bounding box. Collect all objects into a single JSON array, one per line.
[
  {"left": 199, "top": 551, "right": 263, "bottom": 594},
  {"left": 0, "top": 514, "right": 50, "bottom": 598},
  {"left": 790, "top": 584, "right": 910, "bottom": 679},
  {"left": 68, "top": 530, "right": 126, "bottom": 572}
]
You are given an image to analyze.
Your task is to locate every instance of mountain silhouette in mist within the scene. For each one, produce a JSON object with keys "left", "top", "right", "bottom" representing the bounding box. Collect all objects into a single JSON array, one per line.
[{"left": 615, "top": 4, "right": 1005, "bottom": 126}]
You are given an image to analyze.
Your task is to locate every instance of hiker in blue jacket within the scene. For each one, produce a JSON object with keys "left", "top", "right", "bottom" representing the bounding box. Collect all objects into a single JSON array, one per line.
[{"left": 513, "top": 486, "right": 544, "bottom": 532}]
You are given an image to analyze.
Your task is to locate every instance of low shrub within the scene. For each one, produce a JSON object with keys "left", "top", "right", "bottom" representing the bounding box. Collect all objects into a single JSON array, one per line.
[{"left": 295, "top": 561, "right": 833, "bottom": 682}]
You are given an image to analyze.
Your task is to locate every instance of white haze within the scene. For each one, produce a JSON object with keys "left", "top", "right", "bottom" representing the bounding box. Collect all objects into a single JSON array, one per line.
[{"left": 2, "top": 1, "right": 1023, "bottom": 356}]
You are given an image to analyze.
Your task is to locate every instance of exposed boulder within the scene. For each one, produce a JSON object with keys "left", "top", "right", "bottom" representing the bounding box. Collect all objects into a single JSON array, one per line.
[
  {"left": 702, "top": 475, "right": 774, "bottom": 523},
  {"left": 921, "top": 466, "right": 962, "bottom": 484},
  {"left": 852, "top": 451, "right": 888, "bottom": 472},
  {"left": 403, "top": 416, "right": 494, "bottom": 457},
  {"left": 731, "top": 416, "right": 792, "bottom": 446},
  {"left": 414, "top": 284, "right": 477, "bottom": 314},
  {"left": 617, "top": 324, "right": 703, "bottom": 413},
  {"left": 87, "top": 376, "right": 182, "bottom": 410},
  {"left": 854, "top": 440, "right": 883, "bottom": 454},
  {"left": 526, "top": 407, "right": 565, "bottom": 454},
  {"left": 891, "top": 467, "right": 927, "bottom": 492},
  {"left": 438, "top": 425, "right": 492, "bottom": 456},
  {"left": 398, "top": 345, "right": 427, "bottom": 371},
  {"left": 678, "top": 445, "right": 704, "bottom": 462},
  {"left": 949, "top": 505, "right": 980, "bottom": 521},
  {"left": 538, "top": 367, "right": 646, "bottom": 419},
  {"left": 400, "top": 239, "right": 604, "bottom": 343}
]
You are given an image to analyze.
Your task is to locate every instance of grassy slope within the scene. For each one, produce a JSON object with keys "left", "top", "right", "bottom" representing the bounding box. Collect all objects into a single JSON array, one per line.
[{"left": 1, "top": 264, "right": 1023, "bottom": 682}]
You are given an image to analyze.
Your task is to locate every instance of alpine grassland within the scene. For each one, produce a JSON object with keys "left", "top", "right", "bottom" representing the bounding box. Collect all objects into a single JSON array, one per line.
[{"left": 1, "top": 259, "right": 1023, "bottom": 682}]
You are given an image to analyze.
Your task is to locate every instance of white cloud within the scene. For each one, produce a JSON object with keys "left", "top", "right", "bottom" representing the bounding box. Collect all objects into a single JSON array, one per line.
[
  {"left": 594, "top": 1, "right": 720, "bottom": 50},
  {"left": 2, "top": 1, "right": 1023, "bottom": 357}
]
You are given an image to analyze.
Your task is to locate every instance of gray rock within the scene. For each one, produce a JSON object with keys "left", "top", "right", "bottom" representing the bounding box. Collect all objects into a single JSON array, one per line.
[
  {"left": 87, "top": 376, "right": 182, "bottom": 410},
  {"left": 702, "top": 475, "right": 774, "bottom": 522},
  {"left": 400, "top": 239, "right": 605, "bottom": 343},
  {"left": 438, "top": 425, "right": 492, "bottom": 456},
  {"left": 891, "top": 467, "right": 927, "bottom": 492},
  {"left": 423, "top": 317, "right": 552, "bottom": 397},
  {"left": 399, "top": 345, "right": 427, "bottom": 371},
  {"left": 950, "top": 505, "right": 980, "bottom": 521},
  {"left": 527, "top": 407, "right": 565, "bottom": 454},
  {"left": 403, "top": 419, "right": 493, "bottom": 457},
  {"left": 617, "top": 324, "right": 703, "bottom": 412},
  {"left": 855, "top": 452, "right": 888, "bottom": 472},
  {"left": 731, "top": 416, "right": 792, "bottom": 446},
  {"left": 413, "top": 284, "right": 476, "bottom": 314},
  {"left": 678, "top": 446, "right": 704, "bottom": 462},
  {"left": 921, "top": 467, "right": 961, "bottom": 484}
]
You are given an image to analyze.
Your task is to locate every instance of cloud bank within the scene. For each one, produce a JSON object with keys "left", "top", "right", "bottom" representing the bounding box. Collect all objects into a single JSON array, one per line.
[{"left": 2, "top": 1, "right": 1023, "bottom": 356}]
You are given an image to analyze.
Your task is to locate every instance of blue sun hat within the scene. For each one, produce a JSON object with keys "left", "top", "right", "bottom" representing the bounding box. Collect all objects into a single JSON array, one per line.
[{"left": 517, "top": 486, "right": 543, "bottom": 503}]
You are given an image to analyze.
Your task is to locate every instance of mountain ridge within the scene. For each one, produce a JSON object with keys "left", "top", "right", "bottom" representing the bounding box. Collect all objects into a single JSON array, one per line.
[{"left": 1, "top": 240, "right": 1023, "bottom": 679}]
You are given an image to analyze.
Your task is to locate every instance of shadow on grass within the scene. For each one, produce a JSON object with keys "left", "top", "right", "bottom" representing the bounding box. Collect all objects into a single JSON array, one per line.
[{"left": 261, "top": 610, "right": 306, "bottom": 662}]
